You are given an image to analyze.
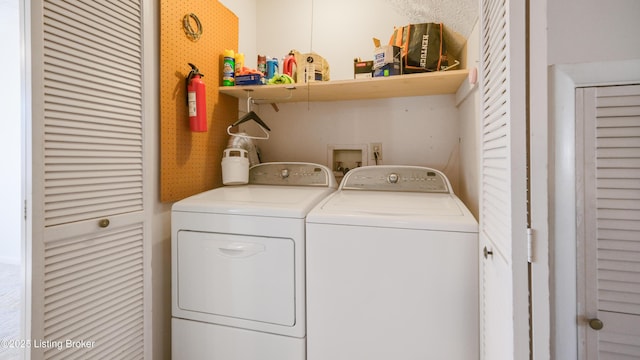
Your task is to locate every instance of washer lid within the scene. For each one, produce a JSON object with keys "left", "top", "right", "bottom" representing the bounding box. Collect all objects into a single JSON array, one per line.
[
  {"left": 307, "top": 191, "right": 478, "bottom": 232},
  {"left": 172, "top": 185, "right": 336, "bottom": 218},
  {"left": 307, "top": 165, "right": 476, "bottom": 231},
  {"left": 172, "top": 162, "right": 337, "bottom": 218}
]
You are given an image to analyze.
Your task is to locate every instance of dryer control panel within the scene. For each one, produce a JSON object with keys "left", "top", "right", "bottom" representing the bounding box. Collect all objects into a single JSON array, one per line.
[
  {"left": 341, "top": 165, "right": 450, "bottom": 193},
  {"left": 249, "top": 162, "right": 337, "bottom": 187}
]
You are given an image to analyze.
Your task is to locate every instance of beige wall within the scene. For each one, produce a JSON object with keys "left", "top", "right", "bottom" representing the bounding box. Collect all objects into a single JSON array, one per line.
[{"left": 547, "top": 0, "right": 640, "bottom": 65}]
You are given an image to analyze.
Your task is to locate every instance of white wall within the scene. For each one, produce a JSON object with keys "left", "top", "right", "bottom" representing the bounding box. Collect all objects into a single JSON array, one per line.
[
  {"left": 251, "top": 94, "right": 463, "bottom": 190},
  {"left": 144, "top": 0, "right": 171, "bottom": 357},
  {"left": 257, "top": 0, "right": 410, "bottom": 81},
  {"left": 548, "top": 0, "right": 640, "bottom": 65},
  {"left": 244, "top": 0, "right": 480, "bottom": 199},
  {"left": 456, "top": 20, "right": 480, "bottom": 220},
  {"left": 0, "top": 0, "right": 22, "bottom": 265},
  {"left": 220, "top": 0, "right": 257, "bottom": 68}
]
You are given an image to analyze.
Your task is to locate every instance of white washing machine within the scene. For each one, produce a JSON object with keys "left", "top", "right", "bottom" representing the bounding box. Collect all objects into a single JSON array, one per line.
[
  {"left": 306, "top": 165, "right": 479, "bottom": 360},
  {"left": 171, "top": 162, "right": 337, "bottom": 360}
]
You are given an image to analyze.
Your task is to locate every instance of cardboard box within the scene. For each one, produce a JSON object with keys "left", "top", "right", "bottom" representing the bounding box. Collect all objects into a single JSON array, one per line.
[
  {"left": 373, "top": 64, "right": 400, "bottom": 77},
  {"left": 354, "top": 60, "right": 373, "bottom": 79},
  {"left": 235, "top": 74, "right": 264, "bottom": 85},
  {"left": 292, "top": 51, "right": 330, "bottom": 83},
  {"left": 373, "top": 45, "right": 401, "bottom": 77}
]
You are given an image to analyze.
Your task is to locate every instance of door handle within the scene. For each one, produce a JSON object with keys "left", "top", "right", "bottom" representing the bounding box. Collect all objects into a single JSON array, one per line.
[
  {"left": 483, "top": 246, "right": 493, "bottom": 259},
  {"left": 217, "top": 242, "right": 265, "bottom": 258},
  {"left": 588, "top": 318, "right": 604, "bottom": 331}
]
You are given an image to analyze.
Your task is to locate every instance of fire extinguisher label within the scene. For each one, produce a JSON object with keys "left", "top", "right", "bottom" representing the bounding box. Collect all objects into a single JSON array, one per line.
[{"left": 188, "top": 92, "right": 197, "bottom": 116}]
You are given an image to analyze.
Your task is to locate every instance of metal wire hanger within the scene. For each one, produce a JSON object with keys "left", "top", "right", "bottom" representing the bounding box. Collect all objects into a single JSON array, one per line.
[{"left": 227, "top": 97, "right": 271, "bottom": 140}]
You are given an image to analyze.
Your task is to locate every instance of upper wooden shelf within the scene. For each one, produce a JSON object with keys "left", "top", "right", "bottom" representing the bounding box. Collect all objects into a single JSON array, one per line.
[{"left": 218, "top": 69, "right": 469, "bottom": 103}]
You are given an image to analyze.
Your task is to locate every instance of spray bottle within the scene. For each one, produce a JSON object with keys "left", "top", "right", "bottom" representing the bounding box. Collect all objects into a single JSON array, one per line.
[{"left": 222, "top": 49, "right": 235, "bottom": 86}]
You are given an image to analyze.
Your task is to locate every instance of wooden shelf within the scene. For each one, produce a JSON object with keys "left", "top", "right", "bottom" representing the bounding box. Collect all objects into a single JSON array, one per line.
[{"left": 218, "top": 69, "right": 469, "bottom": 103}]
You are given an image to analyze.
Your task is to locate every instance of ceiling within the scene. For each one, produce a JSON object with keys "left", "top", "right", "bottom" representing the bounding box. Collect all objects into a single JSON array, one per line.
[{"left": 386, "top": 0, "right": 478, "bottom": 37}]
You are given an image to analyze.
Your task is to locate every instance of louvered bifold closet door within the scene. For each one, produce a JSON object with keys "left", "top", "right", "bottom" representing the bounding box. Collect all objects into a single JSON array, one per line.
[
  {"left": 479, "top": 0, "right": 528, "bottom": 359},
  {"left": 35, "top": 0, "right": 146, "bottom": 359},
  {"left": 42, "top": 1, "right": 143, "bottom": 226},
  {"left": 583, "top": 85, "right": 640, "bottom": 359}
]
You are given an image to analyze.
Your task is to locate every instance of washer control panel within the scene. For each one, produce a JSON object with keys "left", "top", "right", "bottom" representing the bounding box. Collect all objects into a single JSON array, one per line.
[
  {"left": 341, "top": 166, "right": 450, "bottom": 193},
  {"left": 249, "top": 162, "right": 337, "bottom": 187}
]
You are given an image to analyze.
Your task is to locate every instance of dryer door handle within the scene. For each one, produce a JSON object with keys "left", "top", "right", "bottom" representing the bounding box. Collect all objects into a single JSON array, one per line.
[{"left": 217, "top": 242, "right": 266, "bottom": 258}]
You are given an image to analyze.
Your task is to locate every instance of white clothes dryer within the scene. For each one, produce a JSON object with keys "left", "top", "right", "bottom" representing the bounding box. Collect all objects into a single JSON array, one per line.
[
  {"left": 171, "top": 162, "right": 337, "bottom": 360},
  {"left": 305, "top": 165, "right": 478, "bottom": 360}
]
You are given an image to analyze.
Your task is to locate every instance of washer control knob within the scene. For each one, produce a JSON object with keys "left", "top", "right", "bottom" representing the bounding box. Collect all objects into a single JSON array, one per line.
[
  {"left": 281, "top": 169, "right": 290, "bottom": 178},
  {"left": 387, "top": 173, "right": 399, "bottom": 184}
]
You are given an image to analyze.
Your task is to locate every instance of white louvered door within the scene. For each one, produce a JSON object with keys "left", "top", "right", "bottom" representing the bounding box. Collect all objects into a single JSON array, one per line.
[
  {"left": 31, "top": 0, "right": 147, "bottom": 359},
  {"left": 577, "top": 85, "right": 640, "bottom": 359},
  {"left": 479, "top": 0, "right": 529, "bottom": 359}
]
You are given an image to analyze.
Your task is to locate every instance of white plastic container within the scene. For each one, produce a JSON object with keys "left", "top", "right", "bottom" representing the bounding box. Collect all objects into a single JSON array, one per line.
[{"left": 221, "top": 148, "right": 249, "bottom": 185}]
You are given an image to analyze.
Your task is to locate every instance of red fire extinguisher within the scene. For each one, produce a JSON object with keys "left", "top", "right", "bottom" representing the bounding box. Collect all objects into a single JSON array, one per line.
[{"left": 186, "top": 63, "right": 207, "bottom": 132}]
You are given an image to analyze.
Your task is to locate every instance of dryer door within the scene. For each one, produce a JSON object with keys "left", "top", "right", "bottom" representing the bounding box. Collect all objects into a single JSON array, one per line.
[{"left": 177, "top": 230, "right": 295, "bottom": 326}]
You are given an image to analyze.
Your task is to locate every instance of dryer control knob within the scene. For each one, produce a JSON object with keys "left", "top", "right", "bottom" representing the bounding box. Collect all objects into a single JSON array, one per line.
[
  {"left": 281, "top": 169, "right": 290, "bottom": 178},
  {"left": 388, "top": 173, "right": 399, "bottom": 184}
]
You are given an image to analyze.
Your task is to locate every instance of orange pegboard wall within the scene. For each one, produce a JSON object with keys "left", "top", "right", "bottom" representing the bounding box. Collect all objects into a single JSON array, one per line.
[{"left": 160, "top": 0, "right": 239, "bottom": 202}]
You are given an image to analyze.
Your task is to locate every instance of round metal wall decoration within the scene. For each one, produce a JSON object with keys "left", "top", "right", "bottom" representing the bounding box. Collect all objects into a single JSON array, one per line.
[{"left": 183, "top": 13, "right": 203, "bottom": 41}]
